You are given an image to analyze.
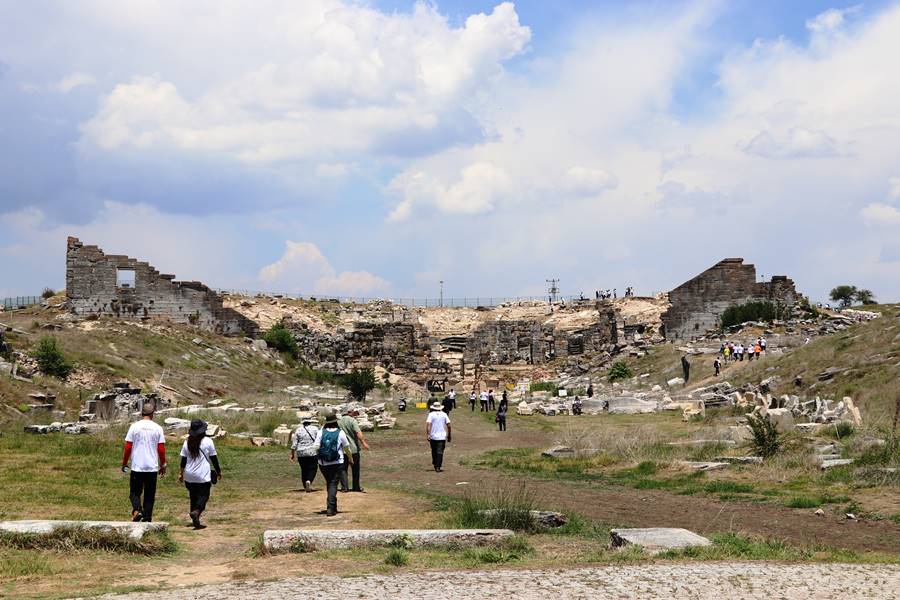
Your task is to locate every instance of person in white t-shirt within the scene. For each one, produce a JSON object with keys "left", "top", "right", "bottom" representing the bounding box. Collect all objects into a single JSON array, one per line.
[
  {"left": 426, "top": 402, "right": 451, "bottom": 472},
  {"left": 178, "top": 419, "right": 222, "bottom": 529},
  {"left": 122, "top": 402, "right": 167, "bottom": 522},
  {"left": 313, "top": 411, "right": 350, "bottom": 517}
]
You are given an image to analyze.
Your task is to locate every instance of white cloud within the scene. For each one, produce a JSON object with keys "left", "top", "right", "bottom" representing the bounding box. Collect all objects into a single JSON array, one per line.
[
  {"left": 77, "top": 2, "right": 530, "bottom": 165},
  {"left": 259, "top": 240, "right": 389, "bottom": 296},
  {"left": 562, "top": 167, "right": 618, "bottom": 196},
  {"left": 56, "top": 72, "right": 96, "bottom": 93},
  {"left": 739, "top": 128, "right": 841, "bottom": 159},
  {"left": 860, "top": 203, "right": 900, "bottom": 227},
  {"left": 388, "top": 161, "right": 512, "bottom": 221},
  {"left": 888, "top": 176, "right": 900, "bottom": 201}
]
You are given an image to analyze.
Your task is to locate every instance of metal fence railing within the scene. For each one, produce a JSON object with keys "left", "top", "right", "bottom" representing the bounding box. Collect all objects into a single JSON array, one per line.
[
  {"left": 214, "top": 290, "right": 617, "bottom": 308},
  {"left": 1, "top": 296, "right": 42, "bottom": 310}
]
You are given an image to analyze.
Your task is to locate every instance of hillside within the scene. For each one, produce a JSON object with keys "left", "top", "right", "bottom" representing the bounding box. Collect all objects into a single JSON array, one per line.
[{"left": 623, "top": 304, "right": 900, "bottom": 422}]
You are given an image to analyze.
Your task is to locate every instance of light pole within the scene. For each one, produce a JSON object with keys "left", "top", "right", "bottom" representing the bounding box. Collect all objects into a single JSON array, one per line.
[{"left": 439, "top": 280, "right": 444, "bottom": 307}]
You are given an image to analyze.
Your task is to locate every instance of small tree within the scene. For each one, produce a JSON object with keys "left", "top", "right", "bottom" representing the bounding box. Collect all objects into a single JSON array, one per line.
[
  {"left": 343, "top": 368, "right": 376, "bottom": 401},
  {"left": 32, "top": 336, "right": 72, "bottom": 379},
  {"left": 854, "top": 289, "right": 876, "bottom": 305},
  {"left": 41, "top": 287, "right": 56, "bottom": 300},
  {"left": 607, "top": 361, "right": 634, "bottom": 383},
  {"left": 829, "top": 285, "right": 857, "bottom": 309},
  {"left": 746, "top": 413, "right": 782, "bottom": 458},
  {"left": 263, "top": 323, "right": 298, "bottom": 358}
]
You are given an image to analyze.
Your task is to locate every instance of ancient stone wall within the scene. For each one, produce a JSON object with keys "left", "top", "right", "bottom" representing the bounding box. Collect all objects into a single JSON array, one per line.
[
  {"left": 66, "top": 237, "right": 258, "bottom": 336},
  {"left": 662, "top": 258, "right": 798, "bottom": 341},
  {"left": 285, "top": 305, "right": 618, "bottom": 382}
]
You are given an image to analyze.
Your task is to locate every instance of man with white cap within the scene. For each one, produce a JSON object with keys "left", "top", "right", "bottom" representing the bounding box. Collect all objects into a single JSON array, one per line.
[{"left": 426, "top": 401, "right": 451, "bottom": 472}]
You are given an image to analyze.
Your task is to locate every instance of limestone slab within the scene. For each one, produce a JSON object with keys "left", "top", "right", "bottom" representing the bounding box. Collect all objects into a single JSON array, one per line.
[
  {"left": 610, "top": 528, "right": 711, "bottom": 554},
  {"left": 820, "top": 458, "right": 854, "bottom": 470},
  {"left": 263, "top": 528, "right": 514, "bottom": 552},
  {"left": 0, "top": 520, "right": 167, "bottom": 541}
]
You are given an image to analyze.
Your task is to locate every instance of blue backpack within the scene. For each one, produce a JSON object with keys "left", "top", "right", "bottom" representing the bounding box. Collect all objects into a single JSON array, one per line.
[{"left": 318, "top": 429, "right": 341, "bottom": 462}]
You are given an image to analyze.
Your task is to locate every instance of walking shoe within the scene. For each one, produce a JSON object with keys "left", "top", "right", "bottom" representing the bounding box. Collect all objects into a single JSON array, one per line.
[
  {"left": 303, "top": 480, "right": 311, "bottom": 493},
  {"left": 325, "top": 511, "right": 337, "bottom": 517},
  {"left": 351, "top": 488, "right": 366, "bottom": 493},
  {"left": 190, "top": 510, "right": 201, "bottom": 529},
  {"left": 131, "top": 510, "right": 143, "bottom": 522}
]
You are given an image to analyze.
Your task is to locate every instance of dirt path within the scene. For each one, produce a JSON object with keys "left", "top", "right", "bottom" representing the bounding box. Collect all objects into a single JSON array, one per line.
[
  {"left": 367, "top": 409, "right": 900, "bottom": 553},
  {"left": 90, "top": 563, "right": 900, "bottom": 599}
]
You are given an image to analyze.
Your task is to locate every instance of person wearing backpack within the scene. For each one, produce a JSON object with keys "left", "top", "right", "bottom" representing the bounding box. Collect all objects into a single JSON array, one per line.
[
  {"left": 290, "top": 416, "right": 320, "bottom": 492},
  {"left": 314, "top": 411, "right": 350, "bottom": 516},
  {"left": 177, "top": 419, "right": 222, "bottom": 530}
]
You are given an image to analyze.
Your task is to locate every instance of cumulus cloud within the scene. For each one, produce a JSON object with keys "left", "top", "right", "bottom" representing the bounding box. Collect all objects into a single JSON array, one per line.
[
  {"left": 259, "top": 241, "right": 389, "bottom": 296},
  {"left": 562, "top": 167, "right": 618, "bottom": 196},
  {"left": 739, "top": 128, "right": 841, "bottom": 159},
  {"left": 388, "top": 161, "right": 512, "bottom": 221},
  {"left": 77, "top": 2, "right": 530, "bottom": 166},
  {"left": 860, "top": 203, "right": 900, "bottom": 227},
  {"left": 56, "top": 72, "right": 96, "bottom": 93},
  {"left": 889, "top": 176, "right": 900, "bottom": 201}
]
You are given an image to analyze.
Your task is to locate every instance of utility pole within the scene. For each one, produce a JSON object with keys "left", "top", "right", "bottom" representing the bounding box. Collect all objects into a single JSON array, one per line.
[
  {"left": 439, "top": 280, "right": 444, "bottom": 307},
  {"left": 546, "top": 278, "right": 559, "bottom": 303}
]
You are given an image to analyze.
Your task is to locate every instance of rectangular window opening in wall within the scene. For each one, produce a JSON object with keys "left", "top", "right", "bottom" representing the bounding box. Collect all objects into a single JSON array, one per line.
[{"left": 116, "top": 269, "right": 136, "bottom": 289}]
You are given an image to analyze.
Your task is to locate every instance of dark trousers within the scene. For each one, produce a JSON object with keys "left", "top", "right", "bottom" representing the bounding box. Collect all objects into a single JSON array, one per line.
[
  {"left": 480, "top": 401, "right": 487, "bottom": 412},
  {"left": 498, "top": 416, "right": 507, "bottom": 431},
  {"left": 339, "top": 453, "right": 362, "bottom": 491},
  {"left": 298, "top": 456, "right": 318, "bottom": 485},
  {"left": 129, "top": 471, "right": 158, "bottom": 521},
  {"left": 488, "top": 399, "right": 495, "bottom": 410},
  {"left": 320, "top": 464, "right": 341, "bottom": 515},
  {"left": 429, "top": 439, "right": 446, "bottom": 469},
  {"left": 185, "top": 481, "right": 211, "bottom": 513},
  {"left": 469, "top": 401, "right": 476, "bottom": 411}
]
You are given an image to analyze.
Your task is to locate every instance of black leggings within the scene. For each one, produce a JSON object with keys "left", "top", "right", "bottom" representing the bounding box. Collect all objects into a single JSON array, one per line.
[
  {"left": 498, "top": 416, "right": 507, "bottom": 431},
  {"left": 185, "top": 481, "right": 211, "bottom": 513},
  {"left": 298, "top": 456, "right": 318, "bottom": 484}
]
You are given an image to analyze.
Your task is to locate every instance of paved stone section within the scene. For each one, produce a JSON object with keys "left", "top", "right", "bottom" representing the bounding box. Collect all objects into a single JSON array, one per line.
[
  {"left": 610, "top": 528, "right": 712, "bottom": 553},
  {"left": 0, "top": 520, "right": 167, "bottom": 541},
  {"left": 263, "top": 528, "right": 514, "bottom": 551},
  {"left": 89, "top": 563, "right": 900, "bottom": 599}
]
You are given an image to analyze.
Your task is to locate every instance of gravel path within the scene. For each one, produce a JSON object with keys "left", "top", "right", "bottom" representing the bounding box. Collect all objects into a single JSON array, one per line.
[{"left": 94, "top": 563, "right": 900, "bottom": 599}]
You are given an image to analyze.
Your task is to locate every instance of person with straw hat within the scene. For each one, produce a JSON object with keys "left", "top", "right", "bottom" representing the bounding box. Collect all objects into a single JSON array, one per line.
[
  {"left": 313, "top": 410, "right": 350, "bottom": 516},
  {"left": 178, "top": 419, "right": 222, "bottom": 529},
  {"left": 426, "top": 401, "right": 452, "bottom": 472}
]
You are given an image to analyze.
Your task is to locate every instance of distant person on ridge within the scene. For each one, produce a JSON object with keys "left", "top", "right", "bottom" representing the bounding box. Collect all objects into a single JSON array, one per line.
[
  {"left": 681, "top": 355, "right": 691, "bottom": 384},
  {"left": 122, "top": 402, "right": 166, "bottom": 523}
]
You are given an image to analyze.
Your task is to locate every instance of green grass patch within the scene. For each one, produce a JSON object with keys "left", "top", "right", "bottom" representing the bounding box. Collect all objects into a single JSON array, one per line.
[
  {"left": 384, "top": 548, "right": 409, "bottom": 566},
  {"left": 0, "top": 527, "right": 176, "bottom": 555}
]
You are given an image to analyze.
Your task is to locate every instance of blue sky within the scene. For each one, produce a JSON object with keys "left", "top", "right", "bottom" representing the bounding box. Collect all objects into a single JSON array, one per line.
[{"left": 2, "top": 1, "right": 900, "bottom": 302}]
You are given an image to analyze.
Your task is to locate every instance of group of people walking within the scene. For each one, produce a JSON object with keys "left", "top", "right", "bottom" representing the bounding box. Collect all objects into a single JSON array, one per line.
[
  {"left": 122, "top": 402, "right": 222, "bottom": 530},
  {"left": 463, "top": 388, "right": 509, "bottom": 430},
  {"left": 713, "top": 338, "right": 768, "bottom": 375}
]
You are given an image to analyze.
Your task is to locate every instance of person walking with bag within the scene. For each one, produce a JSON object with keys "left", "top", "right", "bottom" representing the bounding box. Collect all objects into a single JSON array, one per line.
[
  {"left": 314, "top": 411, "right": 350, "bottom": 517},
  {"left": 496, "top": 396, "right": 508, "bottom": 432},
  {"left": 426, "top": 402, "right": 451, "bottom": 472},
  {"left": 178, "top": 419, "right": 221, "bottom": 530},
  {"left": 121, "top": 402, "right": 166, "bottom": 523},
  {"left": 290, "top": 416, "right": 320, "bottom": 492}
]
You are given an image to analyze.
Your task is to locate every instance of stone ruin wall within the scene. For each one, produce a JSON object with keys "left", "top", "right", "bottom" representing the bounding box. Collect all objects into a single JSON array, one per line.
[
  {"left": 662, "top": 258, "right": 798, "bottom": 341},
  {"left": 66, "top": 237, "right": 258, "bottom": 336},
  {"left": 284, "top": 305, "right": 619, "bottom": 383}
]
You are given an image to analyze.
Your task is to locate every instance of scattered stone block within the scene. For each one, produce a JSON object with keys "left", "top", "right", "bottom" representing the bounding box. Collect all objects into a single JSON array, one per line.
[
  {"left": 609, "top": 528, "right": 711, "bottom": 554},
  {"left": 667, "top": 377, "right": 685, "bottom": 387},
  {"left": 0, "top": 520, "right": 167, "bottom": 541},
  {"left": 713, "top": 456, "right": 763, "bottom": 465},
  {"left": 680, "top": 461, "right": 728, "bottom": 471},
  {"left": 607, "top": 397, "right": 657, "bottom": 414},
  {"left": 477, "top": 510, "right": 568, "bottom": 529},
  {"left": 263, "top": 529, "right": 514, "bottom": 552},
  {"left": 251, "top": 436, "right": 274, "bottom": 446},
  {"left": 820, "top": 458, "right": 854, "bottom": 470},
  {"left": 541, "top": 446, "right": 575, "bottom": 458}
]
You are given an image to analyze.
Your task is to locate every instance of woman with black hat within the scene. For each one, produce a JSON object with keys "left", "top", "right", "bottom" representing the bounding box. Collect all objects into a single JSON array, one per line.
[{"left": 178, "top": 419, "right": 222, "bottom": 529}]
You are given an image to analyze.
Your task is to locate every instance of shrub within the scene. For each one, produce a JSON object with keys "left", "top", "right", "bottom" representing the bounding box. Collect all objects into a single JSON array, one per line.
[
  {"left": 607, "top": 361, "right": 633, "bottom": 382},
  {"left": 262, "top": 323, "right": 298, "bottom": 358},
  {"left": 449, "top": 483, "right": 538, "bottom": 533},
  {"left": 384, "top": 548, "right": 409, "bottom": 566},
  {"left": 41, "top": 287, "right": 56, "bottom": 299},
  {"left": 854, "top": 289, "right": 876, "bottom": 305},
  {"left": 530, "top": 381, "right": 559, "bottom": 395},
  {"left": 829, "top": 422, "right": 855, "bottom": 439},
  {"left": 721, "top": 301, "right": 790, "bottom": 328},
  {"left": 342, "top": 368, "right": 376, "bottom": 401},
  {"left": 31, "top": 336, "right": 72, "bottom": 379},
  {"left": 746, "top": 413, "right": 782, "bottom": 458}
]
